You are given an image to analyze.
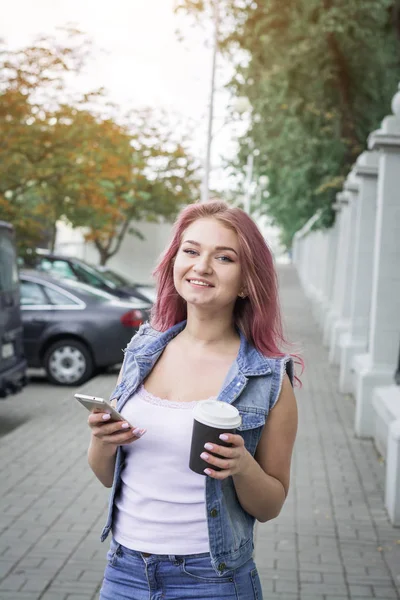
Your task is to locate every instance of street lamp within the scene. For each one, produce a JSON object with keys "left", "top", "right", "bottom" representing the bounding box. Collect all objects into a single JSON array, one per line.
[
  {"left": 201, "top": 16, "right": 255, "bottom": 207},
  {"left": 201, "top": 0, "right": 220, "bottom": 203}
]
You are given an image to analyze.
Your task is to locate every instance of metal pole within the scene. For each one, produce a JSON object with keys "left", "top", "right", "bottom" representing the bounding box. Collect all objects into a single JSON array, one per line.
[
  {"left": 201, "top": 0, "right": 219, "bottom": 203},
  {"left": 243, "top": 152, "right": 254, "bottom": 214}
]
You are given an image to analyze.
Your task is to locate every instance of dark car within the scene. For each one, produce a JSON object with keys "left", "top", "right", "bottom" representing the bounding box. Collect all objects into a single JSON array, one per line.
[
  {"left": 0, "top": 222, "right": 27, "bottom": 398},
  {"left": 97, "top": 266, "right": 157, "bottom": 304},
  {"left": 19, "top": 270, "right": 151, "bottom": 386},
  {"left": 21, "top": 252, "right": 155, "bottom": 304}
]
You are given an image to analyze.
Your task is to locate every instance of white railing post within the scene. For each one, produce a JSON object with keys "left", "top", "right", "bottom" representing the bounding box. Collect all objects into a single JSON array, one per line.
[
  {"left": 353, "top": 83, "right": 400, "bottom": 437},
  {"left": 339, "top": 151, "right": 379, "bottom": 393}
]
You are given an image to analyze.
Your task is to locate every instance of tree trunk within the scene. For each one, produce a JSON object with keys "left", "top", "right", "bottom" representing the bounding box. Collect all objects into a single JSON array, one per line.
[
  {"left": 50, "top": 221, "right": 57, "bottom": 252},
  {"left": 322, "top": 0, "right": 359, "bottom": 161},
  {"left": 93, "top": 239, "right": 110, "bottom": 266},
  {"left": 392, "top": 0, "right": 400, "bottom": 42}
]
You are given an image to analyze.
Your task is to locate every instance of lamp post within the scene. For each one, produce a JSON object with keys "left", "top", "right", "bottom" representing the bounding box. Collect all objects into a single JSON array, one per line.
[
  {"left": 201, "top": 1, "right": 254, "bottom": 206},
  {"left": 201, "top": 0, "right": 219, "bottom": 203}
]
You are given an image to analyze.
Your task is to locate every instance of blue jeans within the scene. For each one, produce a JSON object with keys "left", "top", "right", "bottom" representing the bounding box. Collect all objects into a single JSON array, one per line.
[{"left": 99, "top": 538, "right": 263, "bottom": 599}]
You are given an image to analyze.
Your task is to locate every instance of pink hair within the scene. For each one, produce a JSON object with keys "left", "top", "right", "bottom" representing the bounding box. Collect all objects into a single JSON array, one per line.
[{"left": 152, "top": 201, "right": 302, "bottom": 384}]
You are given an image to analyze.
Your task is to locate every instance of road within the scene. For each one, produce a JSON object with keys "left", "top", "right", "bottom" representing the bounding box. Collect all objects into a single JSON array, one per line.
[{"left": 0, "top": 368, "right": 119, "bottom": 438}]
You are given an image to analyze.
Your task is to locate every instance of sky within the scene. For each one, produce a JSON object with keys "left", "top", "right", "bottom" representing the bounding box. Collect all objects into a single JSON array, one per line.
[{"left": 0, "top": 0, "right": 242, "bottom": 188}]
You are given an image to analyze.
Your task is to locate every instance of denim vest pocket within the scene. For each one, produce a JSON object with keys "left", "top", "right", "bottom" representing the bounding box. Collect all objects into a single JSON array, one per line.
[{"left": 237, "top": 409, "right": 266, "bottom": 456}]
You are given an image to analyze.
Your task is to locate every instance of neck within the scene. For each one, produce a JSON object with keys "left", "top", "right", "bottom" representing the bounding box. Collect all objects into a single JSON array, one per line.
[{"left": 182, "top": 306, "right": 238, "bottom": 347}]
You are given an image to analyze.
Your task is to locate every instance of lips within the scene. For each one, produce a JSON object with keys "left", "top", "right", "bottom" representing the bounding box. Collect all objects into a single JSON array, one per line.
[{"left": 187, "top": 278, "right": 214, "bottom": 287}]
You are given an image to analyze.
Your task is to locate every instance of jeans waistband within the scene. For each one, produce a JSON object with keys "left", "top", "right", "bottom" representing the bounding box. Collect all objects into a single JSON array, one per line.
[{"left": 111, "top": 538, "right": 211, "bottom": 561}]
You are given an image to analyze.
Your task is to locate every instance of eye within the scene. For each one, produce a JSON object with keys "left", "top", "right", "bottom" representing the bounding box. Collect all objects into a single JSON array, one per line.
[
  {"left": 217, "top": 255, "right": 234, "bottom": 263},
  {"left": 183, "top": 248, "right": 198, "bottom": 256}
]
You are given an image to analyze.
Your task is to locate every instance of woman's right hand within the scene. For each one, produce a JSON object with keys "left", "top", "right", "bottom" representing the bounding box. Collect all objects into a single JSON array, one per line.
[{"left": 88, "top": 411, "right": 146, "bottom": 448}]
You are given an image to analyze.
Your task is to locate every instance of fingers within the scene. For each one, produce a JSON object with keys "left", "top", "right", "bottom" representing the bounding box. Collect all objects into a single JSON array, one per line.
[
  {"left": 202, "top": 434, "right": 244, "bottom": 458},
  {"left": 203, "top": 467, "right": 231, "bottom": 480},
  {"left": 200, "top": 451, "right": 235, "bottom": 472},
  {"left": 201, "top": 434, "right": 245, "bottom": 479},
  {"left": 88, "top": 411, "right": 115, "bottom": 425},
  {"left": 218, "top": 433, "right": 244, "bottom": 447},
  {"left": 88, "top": 411, "right": 146, "bottom": 445},
  {"left": 101, "top": 429, "right": 144, "bottom": 445}
]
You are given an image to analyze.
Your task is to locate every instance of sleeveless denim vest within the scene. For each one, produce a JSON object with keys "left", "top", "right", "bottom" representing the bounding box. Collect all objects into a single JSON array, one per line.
[{"left": 100, "top": 321, "right": 294, "bottom": 575}]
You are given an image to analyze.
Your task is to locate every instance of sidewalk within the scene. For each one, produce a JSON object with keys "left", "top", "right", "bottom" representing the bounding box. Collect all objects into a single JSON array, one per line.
[{"left": 0, "top": 265, "right": 399, "bottom": 600}]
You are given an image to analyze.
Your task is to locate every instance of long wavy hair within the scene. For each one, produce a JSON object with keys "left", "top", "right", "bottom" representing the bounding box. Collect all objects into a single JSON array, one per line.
[{"left": 152, "top": 201, "right": 302, "bottom": 382}]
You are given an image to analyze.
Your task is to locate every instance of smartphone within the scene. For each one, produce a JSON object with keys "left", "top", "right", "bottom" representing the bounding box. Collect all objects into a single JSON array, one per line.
[{"left": 74, "top": 393, "right": 125, "bottom": 422}]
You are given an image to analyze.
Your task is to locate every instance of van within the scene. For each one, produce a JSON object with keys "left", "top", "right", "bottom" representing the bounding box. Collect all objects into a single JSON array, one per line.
[{"left": 0, "top": 221, "right": 27, "bottom": 398}]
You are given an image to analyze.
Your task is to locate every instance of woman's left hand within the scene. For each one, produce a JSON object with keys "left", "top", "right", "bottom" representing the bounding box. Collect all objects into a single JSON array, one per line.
[{"left": 200, "top": 433, "right": 252, "bottom": 479}]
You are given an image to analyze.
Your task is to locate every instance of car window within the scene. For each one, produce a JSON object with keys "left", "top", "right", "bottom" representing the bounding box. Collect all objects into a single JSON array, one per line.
[
  {"left": 20, "top": 281, "right": 49, "bottom": 306},
  {"left": 100, "top": 269, "right": 129, "bottom": 287},
  {"left": 39, "top": 258, "right": 77, "bottom": 280},
  {"left": 73, "top": 263, "right": 108, "bottom": 288},
  {"left": 45, "top": 286, "right": 80, "bottom": 306}
]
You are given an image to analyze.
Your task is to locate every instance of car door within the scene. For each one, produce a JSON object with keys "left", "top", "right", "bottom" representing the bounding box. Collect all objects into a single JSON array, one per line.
[
  {"left": 19, "top": 280, "right": 53, "bottom": 363},
  {"left": 0, "top": 224, "right": 25, "bottom": 378}
]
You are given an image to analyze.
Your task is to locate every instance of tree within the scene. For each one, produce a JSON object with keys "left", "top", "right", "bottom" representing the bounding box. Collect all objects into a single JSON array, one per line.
[
  {"left": 77, "top": 108, "right": 200, "bottom": 265},
  {"left": 0, "top": 29, "right": 105, "bottom": 252},
  {"left": 176, "top": 0, "right": 400, "bottom": 247},
  {"left": 0, "top": 31, "right": 200, "bottom": 262}
]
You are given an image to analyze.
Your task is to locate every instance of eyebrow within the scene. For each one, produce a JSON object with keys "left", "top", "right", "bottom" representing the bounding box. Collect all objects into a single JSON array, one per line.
[{"left": 182, "top": 239, "right": 238, "bottom": 256}]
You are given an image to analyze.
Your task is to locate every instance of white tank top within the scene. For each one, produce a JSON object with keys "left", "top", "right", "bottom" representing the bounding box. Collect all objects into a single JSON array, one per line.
[{"left": 113, "top": 385, "right": 211, "bottom": 554}]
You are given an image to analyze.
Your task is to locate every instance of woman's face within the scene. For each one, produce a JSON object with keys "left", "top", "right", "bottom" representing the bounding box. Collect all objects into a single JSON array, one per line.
[{"left": 173, "top": 217, "right": 243, "bottom": 313}]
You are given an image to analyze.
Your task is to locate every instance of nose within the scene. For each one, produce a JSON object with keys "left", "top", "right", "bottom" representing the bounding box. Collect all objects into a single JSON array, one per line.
[{"left": 193, "top": 254, "right": 213, "bottom": 275}]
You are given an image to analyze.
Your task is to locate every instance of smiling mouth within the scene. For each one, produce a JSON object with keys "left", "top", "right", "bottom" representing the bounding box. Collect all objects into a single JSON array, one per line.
[{"left": 187, "top": 279, "right": 214, "bottom": 288}]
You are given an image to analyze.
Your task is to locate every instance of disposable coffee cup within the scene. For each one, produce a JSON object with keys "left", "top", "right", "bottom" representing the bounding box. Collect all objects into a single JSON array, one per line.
[{"left": 189, "top": 400, "right": 242, "bottom": 475}]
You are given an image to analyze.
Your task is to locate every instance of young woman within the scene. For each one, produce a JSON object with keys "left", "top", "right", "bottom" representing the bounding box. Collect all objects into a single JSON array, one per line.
[{"left": 88, "top": 200, "right": 299, "bottom": 600}]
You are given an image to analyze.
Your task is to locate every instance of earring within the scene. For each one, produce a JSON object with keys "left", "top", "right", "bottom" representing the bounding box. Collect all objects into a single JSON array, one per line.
[{"left": 238, "top": 291, "right": 246, "bottom": 299}]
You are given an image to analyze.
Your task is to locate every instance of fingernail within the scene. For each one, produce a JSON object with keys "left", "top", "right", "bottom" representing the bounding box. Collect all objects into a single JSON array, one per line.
[
  {"left": 121, "top": 422, "right": 130, "bottom": 429},
  {"left": 219, "top": 434, "right": 229, "bottom": 441},
  {"left": 204, "top": 443, "right": 213, "bottom": 451},
  {"left": 204, "top": 469, "right": 212, "bottom": 476},
  {"left": 132, "top": 427, "right": 146, "bottom": 437},
  {"left": 200, "top": 452, "right": 209, "bottom": 460},
  {"left": 102, "top": 414, "right": 111, "bottom": 421}
]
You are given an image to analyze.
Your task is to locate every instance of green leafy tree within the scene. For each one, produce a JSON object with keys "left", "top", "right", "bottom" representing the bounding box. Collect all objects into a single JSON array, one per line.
[{"left": 177, "top": 0, "right": 400, "bottom": 247}]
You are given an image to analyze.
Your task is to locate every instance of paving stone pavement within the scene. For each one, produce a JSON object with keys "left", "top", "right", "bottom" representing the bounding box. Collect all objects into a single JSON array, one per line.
[{"left": 0, "top": 264, "right": 399, "bottom": 600}]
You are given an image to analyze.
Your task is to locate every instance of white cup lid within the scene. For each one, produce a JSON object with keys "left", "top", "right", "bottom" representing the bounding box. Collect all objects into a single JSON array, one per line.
[{"left": 193, "top": 400, "right": 241, "bottom": 429}]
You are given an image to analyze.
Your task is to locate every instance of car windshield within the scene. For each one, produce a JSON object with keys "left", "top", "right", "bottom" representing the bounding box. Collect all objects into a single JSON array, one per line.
[
  {"left": 99, "top": 268, "right": 131, "bottom": 287},
  {"left": 98, "top": 268, "right": 156, "bottom": 301},
  {"left": 60, "top": 279, "right": 116, "bottom": 302},
  {"left": 72, "top": 262, "right": 119, "bottom": 289}
]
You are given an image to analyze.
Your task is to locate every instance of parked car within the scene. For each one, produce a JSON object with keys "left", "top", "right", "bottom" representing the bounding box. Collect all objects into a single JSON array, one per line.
[
  {"left": 20, "top": 252, "right": 156, "bottom": 304},
  {"left": 96, "top": 266, "right": 157, "bottom": 304},
  {"left": 19, "top": 270, "right": 151, "bottom": 386},
  {"left": 0, "top": 222, "right": 27, "bottom": 398}
]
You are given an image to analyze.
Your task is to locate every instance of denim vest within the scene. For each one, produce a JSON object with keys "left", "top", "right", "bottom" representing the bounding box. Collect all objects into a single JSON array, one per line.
[{"left": 101, "top": 321, "right": 294, "bottom": 575}]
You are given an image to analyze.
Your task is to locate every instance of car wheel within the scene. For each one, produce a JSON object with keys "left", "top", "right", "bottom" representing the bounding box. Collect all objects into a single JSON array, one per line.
[{"left": 43, "top": 339, "right": 94, "bottom": 386}]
